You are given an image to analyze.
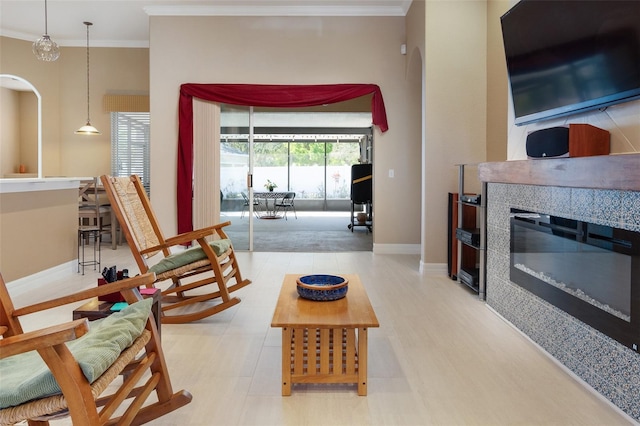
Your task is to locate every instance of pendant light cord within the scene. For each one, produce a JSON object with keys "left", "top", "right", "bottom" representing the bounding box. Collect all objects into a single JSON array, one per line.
[
  {"left": 84, "top": 22, "right": 91, "bottom": 123},
  {"left": 75, "top": 21, "right": 99, "bottom": 134},
  {"left": 44, "top": 0, "right": 49, "bottom": 35}
]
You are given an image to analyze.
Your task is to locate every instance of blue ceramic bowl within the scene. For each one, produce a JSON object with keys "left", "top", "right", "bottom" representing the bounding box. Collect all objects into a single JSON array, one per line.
[{"left": 296, "top": 274, "right": 349, "bottom": 301}]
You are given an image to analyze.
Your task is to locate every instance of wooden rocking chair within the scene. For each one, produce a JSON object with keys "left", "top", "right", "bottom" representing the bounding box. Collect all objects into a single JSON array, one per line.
[
  {"left": 100, "top": 175, "right": 251, "bottom": 324},
  {"left": 0, "top": 272, "right": 191, "bottom": 425}
]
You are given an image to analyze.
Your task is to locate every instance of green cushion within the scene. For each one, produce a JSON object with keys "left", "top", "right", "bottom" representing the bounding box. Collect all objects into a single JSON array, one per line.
[
  {"left": 148, "top": 239, "right": 231, "bottom": 275},
  {"left": 0, "top": 298, "right": 152, "bottom": 409}
]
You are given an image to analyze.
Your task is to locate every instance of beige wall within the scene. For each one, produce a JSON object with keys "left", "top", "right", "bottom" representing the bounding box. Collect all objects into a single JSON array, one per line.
[
  {"left": 0, "top": 87, "right": 20, "bottom": 175},
  {"left": 0, "top": 37, "right": 149, "bottom": 177},
  {"left": 0, "top": 37, "right": 148, "bottom": 280},
  {"left": 406, "top": 1, "right": 427, "bottom": 261},
  {"left": 2, "top": 3, "right": 513, "bottom": 269},
  {"left": 1, "top": 37, "right": 62, "bottom": 177},
  {"left": 149, "top": 15, "right": 423, "bottom": 250},
  {"left": 486, "top": 0, "right": 510, "bottom": 162},
  {"left": 0, "top": 189, "right": 78, "bottom": 282},
  {"left": 19, "top": 91, "right": 39, "bottom": 175},
  {"left": 422, "top": 1, "right": 489, "bottom": 263},
  {"left": 57, "top": 47, "right": 149, "bottom": 177},
  {"left": 0, "top": 85, "right": 39, "bottom": 177}
]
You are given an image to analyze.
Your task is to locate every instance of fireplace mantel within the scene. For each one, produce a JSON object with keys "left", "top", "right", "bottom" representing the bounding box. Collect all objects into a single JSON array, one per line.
[{"left": 478, "top": 153, "right": 640, "bottom": 191}]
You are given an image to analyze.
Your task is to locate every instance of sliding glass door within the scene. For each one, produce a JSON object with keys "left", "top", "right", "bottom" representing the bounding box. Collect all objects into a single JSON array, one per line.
[
  {"left": 220, "top": 105, "right": 253, "bottom": 250},
  {"left": 219, "top": 105, "right": 371, "bottom": 251}
]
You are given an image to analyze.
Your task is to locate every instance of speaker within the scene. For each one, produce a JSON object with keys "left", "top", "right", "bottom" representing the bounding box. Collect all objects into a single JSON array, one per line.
[
  {"left": 526, "top": 124, "right": 610, "bottom": 159},
  {"left": 526, "top": 127, "right": 569, "bottom": 158}
]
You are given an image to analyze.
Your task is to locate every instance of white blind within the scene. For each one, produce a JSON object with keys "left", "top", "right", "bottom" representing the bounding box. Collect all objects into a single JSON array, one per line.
[{"left": 111, "top": 112, "right": 150, "bottom": 194}]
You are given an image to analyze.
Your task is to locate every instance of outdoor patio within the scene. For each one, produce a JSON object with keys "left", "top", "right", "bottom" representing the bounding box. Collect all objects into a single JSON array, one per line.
[{"left": 222, "top": 211, "right": 372, "bottom": 252}]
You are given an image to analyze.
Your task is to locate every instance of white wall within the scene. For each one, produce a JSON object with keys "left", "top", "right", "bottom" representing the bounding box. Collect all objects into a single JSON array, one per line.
[{"left": 506, "top": 99, "right": 640, "bottom": 159}]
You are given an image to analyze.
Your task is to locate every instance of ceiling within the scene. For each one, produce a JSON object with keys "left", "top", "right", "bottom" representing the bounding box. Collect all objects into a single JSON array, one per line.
[{"left": 0, "top": 0, "right": 412, "bottom": 48}]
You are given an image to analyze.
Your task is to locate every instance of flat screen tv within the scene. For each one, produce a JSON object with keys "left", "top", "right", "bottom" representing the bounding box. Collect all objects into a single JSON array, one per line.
[{"left": 501, "top": 0, "right": 640, "bottom": 126}]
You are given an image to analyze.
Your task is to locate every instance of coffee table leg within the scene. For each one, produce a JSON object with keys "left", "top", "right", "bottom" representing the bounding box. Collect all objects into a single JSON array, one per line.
[
  {"left": 358, "top": 327, "right": 368, "bottom": 396},
  {"left": 282, "top": 327, "right": 292, "bottom": 396}
]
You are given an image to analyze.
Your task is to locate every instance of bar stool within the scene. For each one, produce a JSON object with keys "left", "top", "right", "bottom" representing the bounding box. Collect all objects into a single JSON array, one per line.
[{"left": 78, "top": 225, "right": 101, "bottom": 275}]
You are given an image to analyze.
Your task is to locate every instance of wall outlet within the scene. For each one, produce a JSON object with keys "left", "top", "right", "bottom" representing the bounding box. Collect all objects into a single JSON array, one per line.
[{"left": 388, "top": 169, "right": 394, "bottom": 178}]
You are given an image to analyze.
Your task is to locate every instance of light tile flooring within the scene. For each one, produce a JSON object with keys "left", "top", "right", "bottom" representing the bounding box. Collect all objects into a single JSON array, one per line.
[{"left": 8, "top": 248, "right": 635, "bottom": 425}]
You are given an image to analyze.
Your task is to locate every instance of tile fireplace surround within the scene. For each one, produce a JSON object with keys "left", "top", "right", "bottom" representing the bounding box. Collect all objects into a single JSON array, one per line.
[{"left": 479, "top": 154, "right": 640, "bottom": 422}]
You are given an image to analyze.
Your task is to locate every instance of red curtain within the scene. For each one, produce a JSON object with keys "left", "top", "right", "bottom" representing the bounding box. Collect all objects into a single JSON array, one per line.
[{"left": 177, "top": 83, "right": 389, "bottom": 234}]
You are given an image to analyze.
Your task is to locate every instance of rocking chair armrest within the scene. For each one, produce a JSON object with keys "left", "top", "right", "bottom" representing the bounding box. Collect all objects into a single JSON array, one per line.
[
  {"left": 12, "top": 273, "right": 156, "bottom": 318},
  {"left": 162, "top": 231, "right": 211, "bottom": 247},
  {"left": 162, "top": 221, "right": 232, "bottom": 247},
  {"left": 197, "top": 221, "right": 232, "bottom": 232},
  {"left": 137, "top": 238, "right": 193, "bottom": 255},
  {"left": 0, "top": 318, "right": 89, "bottom": 359}
]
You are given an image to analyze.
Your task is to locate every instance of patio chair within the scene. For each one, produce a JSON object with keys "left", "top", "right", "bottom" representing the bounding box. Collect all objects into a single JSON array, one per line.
[
  {"left": 274, "top": 192, "right": 297, "bottom": 220},
  {"left": 241, "top": 192, "right": 261, "bottom": 219},
  {"left": 0, "top": 272, "right": 192, "bottom": 425},
  {"left": 100, "top": 175, "right": 251, "bottom": 324}
]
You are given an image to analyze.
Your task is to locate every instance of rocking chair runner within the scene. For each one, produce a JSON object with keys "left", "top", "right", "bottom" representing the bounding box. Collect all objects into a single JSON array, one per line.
[
  {"left": 100, "top": 175, "right": 251, "bottom": 324},
  {"left": 0, "top": 272, "right": 191, "bottom": 425}
]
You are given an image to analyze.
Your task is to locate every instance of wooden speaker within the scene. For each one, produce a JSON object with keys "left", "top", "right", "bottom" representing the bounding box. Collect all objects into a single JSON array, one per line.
[{"left": 526, "top": 124, "right": 610, "bottom": 159}]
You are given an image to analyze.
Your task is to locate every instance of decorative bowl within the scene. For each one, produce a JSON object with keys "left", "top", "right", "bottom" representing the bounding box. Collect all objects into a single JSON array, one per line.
[{"left": 296, "top": 274, "right": 349, "bottom": 301}]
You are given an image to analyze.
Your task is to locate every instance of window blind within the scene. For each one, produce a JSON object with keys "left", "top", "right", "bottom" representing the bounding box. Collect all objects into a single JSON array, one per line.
[{"left": 111, "top": 112, "right": 150, "bottom": 194}]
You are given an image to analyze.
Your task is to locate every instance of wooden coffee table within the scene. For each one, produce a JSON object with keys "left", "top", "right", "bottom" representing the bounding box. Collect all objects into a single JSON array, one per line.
[{"left": 271, "top": 274, "right": 379, "bottom": 396}]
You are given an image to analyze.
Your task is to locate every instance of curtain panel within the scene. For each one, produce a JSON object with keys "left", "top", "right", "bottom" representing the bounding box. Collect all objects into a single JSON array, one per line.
[{"left": 177, "top": 83, "right": 389, "bottom": 235}]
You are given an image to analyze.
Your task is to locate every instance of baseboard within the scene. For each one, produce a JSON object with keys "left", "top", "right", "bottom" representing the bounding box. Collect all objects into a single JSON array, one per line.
[
  {"left": 419, "top": 262, "right": 447, "bottom": 275},
  {"left": 372, "top": 243, "right": 420, "bottom": 254},
  {"left": 6, "top": 261, "right": 77, "bottom": 298}
]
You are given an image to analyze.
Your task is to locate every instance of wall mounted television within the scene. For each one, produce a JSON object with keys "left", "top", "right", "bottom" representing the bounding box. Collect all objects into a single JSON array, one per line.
[{"left": 501, "top": 0, "right": 640, "bottom": 126}]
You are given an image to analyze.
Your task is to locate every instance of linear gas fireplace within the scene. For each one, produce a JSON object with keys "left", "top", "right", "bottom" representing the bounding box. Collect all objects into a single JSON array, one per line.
[{"left": 510, "top": 209, "right": 640, "bottom": 350}]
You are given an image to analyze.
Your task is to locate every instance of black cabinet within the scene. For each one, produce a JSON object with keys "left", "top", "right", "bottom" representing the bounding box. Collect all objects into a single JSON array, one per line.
[{"left": 453, "top": 164, "right": 486, "bottom": 300}]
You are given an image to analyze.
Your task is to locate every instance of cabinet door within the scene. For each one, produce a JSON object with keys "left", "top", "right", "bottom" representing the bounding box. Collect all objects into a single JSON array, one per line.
[{"left": 448, "top": 193, "right": 478, "bottom": 278}]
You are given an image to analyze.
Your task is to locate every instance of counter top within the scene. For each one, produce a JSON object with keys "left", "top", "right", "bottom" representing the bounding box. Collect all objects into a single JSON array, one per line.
[{"left": 0, "top": 177, "right": 88, "bottom": 194}]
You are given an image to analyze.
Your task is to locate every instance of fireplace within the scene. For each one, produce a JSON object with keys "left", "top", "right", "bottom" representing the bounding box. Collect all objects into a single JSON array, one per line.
[{"left": 510, "top": 208, "right": 640, "bottom": 350}]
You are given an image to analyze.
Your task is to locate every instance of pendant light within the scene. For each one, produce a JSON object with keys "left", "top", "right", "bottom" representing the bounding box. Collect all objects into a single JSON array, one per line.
[
  {"left": 75, "top": 22, "right": 101, "bottom": 135},
  {"left": 32, "top": 0, "right": 60, "bottom": 61}
]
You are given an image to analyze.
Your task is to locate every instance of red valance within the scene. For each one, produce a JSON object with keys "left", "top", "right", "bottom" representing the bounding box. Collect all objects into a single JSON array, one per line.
[{"left": 177, "top": 83, "right": 389, "bottom": 235}]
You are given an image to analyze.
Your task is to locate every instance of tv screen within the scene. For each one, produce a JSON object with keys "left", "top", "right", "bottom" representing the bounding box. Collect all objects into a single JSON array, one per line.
[{"left": 501, "top": 0, "right": 640, "bottom": 126}]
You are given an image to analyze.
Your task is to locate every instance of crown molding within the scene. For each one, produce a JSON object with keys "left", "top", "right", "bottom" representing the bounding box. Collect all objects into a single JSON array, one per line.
[
  {"left": 0, "top": 32, "right": 149, "bottom": 48},
  {"left": 144, "top": 3, "right": 411, "bottom": 17}
]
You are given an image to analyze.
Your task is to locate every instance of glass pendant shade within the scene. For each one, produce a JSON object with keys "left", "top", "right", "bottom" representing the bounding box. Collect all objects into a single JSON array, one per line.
[
  {"left": 75, "top": 22, "right": 100, "bottom": 135},
  {"left": 33, "top": 0, "right": 59, "bottom": 61},
  {"left": 75, "top": 122, "right": 101, "bottom": 135},
  {"left": 33, "top": 35, "right": 60, "bottom": 61}
]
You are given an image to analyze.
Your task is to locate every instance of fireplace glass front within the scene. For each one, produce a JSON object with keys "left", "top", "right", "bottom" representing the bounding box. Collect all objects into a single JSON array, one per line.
[{"left": 510, "top": 209, "right": 639, "bottom": 351}]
